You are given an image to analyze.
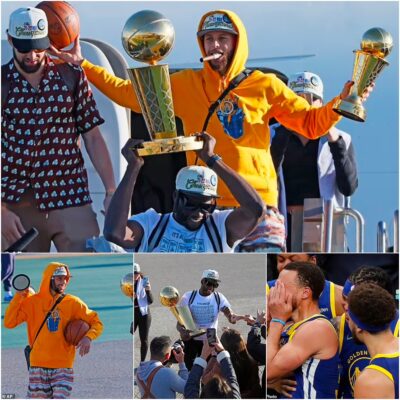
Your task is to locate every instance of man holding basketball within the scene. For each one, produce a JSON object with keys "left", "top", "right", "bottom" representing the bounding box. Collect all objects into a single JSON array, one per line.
[
  {"left": 1, "top": 7, "right": 116, "bottom": 252},
  {"left": 4, "top": 262, "right": 103, "bottom": 398}
]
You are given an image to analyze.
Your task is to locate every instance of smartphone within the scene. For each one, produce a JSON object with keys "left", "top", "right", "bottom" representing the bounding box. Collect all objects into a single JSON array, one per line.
[
  {"left": 142, "top": 276, "right": 149, "bottom": 286},
  {"left": 206, "top": 328, "right": 217, "bottom": 346}
]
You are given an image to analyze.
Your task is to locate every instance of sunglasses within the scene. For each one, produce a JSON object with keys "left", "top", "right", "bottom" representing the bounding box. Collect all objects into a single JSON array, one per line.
[
  {"left": 298, "top": 92, "right": 321, "bottom": 104},
  {"left": 16, "top": 48, "right": 46, "bottom": 54},
  {"left": 204, "top": 278, "right": 219, "bottom": 288},
  {"left": 179, "top": 192, "right": 216, "bottom": 214}
]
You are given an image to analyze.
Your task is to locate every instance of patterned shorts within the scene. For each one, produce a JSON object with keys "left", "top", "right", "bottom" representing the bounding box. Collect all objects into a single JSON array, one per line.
[
  {"left": 27, "top": 367, "right": 74, "bottom": 399},
  {"left": 235, "top": 206, "right": 286, "bottom": 252}
]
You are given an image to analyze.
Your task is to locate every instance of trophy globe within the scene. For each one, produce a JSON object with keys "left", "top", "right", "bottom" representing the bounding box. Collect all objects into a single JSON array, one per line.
[
  {"left": 120, "top": 272, "right": 134, "bottom": 298},
  {"left": 121, "top": 10, "right": 203, "bottom": 155}
]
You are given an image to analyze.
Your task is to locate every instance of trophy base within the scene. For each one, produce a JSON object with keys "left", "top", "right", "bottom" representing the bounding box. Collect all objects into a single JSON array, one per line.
[
  {"left": 136, "top": 136, "right": 203, "bottom": 156},
  {"left": 189, "top": 329, "right": 206, "bottom": 338},
  {"left": 333, "top": 98, "right": 366, "bottom": 122}
]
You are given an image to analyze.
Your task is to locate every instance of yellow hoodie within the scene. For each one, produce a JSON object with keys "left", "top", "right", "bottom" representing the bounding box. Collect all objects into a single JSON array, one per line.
[
  {"left": 81, "top": 9, "right": 341, "bottom": 207},
  {"left": 4, "top": 262, "right": 103, "bottom": 369}
]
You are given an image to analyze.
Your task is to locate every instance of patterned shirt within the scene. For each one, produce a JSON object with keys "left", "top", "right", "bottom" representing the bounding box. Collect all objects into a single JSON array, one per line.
[{"left": 1, "top": 57, "right": 104, "bottom": 211}]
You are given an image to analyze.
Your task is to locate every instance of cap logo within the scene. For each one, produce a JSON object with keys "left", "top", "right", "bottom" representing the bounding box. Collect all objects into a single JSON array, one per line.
[
  {"left": 53, "top": 266, "right": 67, "bottom": 276},
  {"left": 15, "top": 21, "right": 44, "bottom": 38},
  {"left": 201, "top": 13, "right": 236, "bottom": 34},
  {"left": 37, "top": 19, "right": 46, "bottom": 31},
  {"left": 289, "top": 72, "right": 323, "bottom": 99},
  {"left": 185, "top": 174, "right": 216, "bottom": 192},
  {"left": 310, "top": 76, "right": 319, "bottom": 86}
]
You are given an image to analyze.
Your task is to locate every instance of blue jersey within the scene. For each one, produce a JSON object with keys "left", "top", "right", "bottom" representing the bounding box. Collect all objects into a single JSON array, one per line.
[
  {"left": 281, "top": 314, "right": 340, "bottom": 399},
  {"left": 267, "top": 279, "right": 337, "bottom": 319},
  {"left": 338, "top": 309, "right": 399, "bottom": 398},
  {"left": 366, "top": 353, "right": 399, "bottom": 399}
]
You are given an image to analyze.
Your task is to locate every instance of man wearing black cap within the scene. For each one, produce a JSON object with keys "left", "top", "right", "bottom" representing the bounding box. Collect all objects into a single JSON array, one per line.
[{"left": 1, "top": 7, "right": 116, "bottom": 252}]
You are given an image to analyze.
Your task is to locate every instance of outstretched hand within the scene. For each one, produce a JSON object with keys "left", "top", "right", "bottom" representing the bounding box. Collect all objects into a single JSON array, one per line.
[
  {"left": 47, "top": 36, "right": 84, "bottom": 66},
  {"left": 340, "top": 80, "right": 375, "bottom": 102}
]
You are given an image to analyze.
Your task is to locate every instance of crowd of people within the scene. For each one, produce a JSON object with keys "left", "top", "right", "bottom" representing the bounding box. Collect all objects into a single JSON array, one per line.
[
  {"left": 134, "top": 267, "right": 266, "bottom": 399},
  {"left": 266, "top": 254, "right": 399, "bottom": 399},
  {"left": 1, "top": 6, "right": 370, "bottom": 253}
]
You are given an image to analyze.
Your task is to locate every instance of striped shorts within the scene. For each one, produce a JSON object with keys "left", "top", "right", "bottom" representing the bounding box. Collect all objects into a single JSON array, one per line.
[
  {"left": 235, "top": 206, "right": 286, "bottom": 252},
  {"left": 27, "top": 367, "right": 74, "bottom": 399}
]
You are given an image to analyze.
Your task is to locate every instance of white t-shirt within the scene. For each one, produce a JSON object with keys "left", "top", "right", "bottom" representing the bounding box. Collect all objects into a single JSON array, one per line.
[
  {"left": 179, "top": 290, "right": 231, "bottom": 340},
  {"left": 129, "top": 209, "right": 235, "bottom": 252}
]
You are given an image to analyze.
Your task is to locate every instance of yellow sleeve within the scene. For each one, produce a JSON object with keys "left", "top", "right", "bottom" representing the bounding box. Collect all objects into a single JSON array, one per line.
[
  {"left": 73, "top": 298, "right": 104, "bottom": 341},
  {"left": 81, "top": 59, "right": 141, "bottom": 112},
  {"left": 3, "top": 292, "right": 32, "bottom": 329},
  {"left": 266, "top": 74, "right": 342, "bottom": 139}
]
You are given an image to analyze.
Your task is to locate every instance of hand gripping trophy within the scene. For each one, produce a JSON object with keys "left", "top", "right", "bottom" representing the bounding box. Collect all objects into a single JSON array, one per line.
[
  {"left": 121, "top": 10, "right": 203, "bottom": 155},
  {"left": 160, "top": 286, "right": 205, "bottom": 337},
  {"left": 333, "top": 27, "right": 393, "bottom": 122}
]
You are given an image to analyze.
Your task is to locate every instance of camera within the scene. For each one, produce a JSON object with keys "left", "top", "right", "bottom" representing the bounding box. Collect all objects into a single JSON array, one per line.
[{"left": 164, "top": 339, "right": 185, "bottom": 365}]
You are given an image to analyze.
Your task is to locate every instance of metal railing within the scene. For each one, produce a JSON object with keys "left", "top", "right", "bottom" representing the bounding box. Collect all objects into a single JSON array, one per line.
[
  {"left": 376, "top": 210, "right": 399, "bottom": 253},
  {"left": 322, "top": 199, "right": 365, "bottom": 252},
  {"left": 377, "top": 221, "right": 389, "bottom": 253},
  {"left": 394, "top": 210, "right": 399, "bottom": 253}
]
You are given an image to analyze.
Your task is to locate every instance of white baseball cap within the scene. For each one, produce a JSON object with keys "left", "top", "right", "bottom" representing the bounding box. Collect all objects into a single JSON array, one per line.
[
  {"left": 202, "top": 269, "right": 220, "bottom": 282},
  {"left": 198, "top": 12, "right": 238, "bottom": 37},
  {"left": 53, "top": 266, "right": 68, "bottom": 277},
  {"left": 176, "top": 166, "right": 219, "bottom": 198},
  {"left": 288, "top": 71, "right": 324, "bottom": 100},
  {"left": 8, "top": 7, "right": 50, "bottom": 52},
  {"left": 134, "top": 263, "right": 141, "bottom": 273}
]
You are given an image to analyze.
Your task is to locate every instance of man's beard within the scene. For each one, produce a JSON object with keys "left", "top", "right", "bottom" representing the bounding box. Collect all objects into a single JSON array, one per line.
[
  {"left": 209, "top": 52, "right": 234, "bottom": 75},
  {"left": 13, "top": 49, "right": 44, "bottom": 74}
]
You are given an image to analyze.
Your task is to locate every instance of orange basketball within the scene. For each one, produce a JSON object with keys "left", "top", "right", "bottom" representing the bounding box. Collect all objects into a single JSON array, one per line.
[
  {"left": 36, "top": 1, "right": 80, "bottom": 49},
  {"left": 64, "top": 319, "right": 90, "bottom": 346}
]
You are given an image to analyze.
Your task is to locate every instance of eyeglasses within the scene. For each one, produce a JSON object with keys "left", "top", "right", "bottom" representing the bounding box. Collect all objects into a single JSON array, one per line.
[
  {"left": 179, "top": 192, "right": 216, "bottom": 214},
  {"left": 204, "top": 278, "right": 219, "bottom": 288},
  {"left": 15, "top": 48, "right": 46, "bottom": 54}
]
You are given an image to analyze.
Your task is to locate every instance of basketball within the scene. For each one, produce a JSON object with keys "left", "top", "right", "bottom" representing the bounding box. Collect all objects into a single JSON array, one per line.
[
  {"left": 64, "top": 319, "right": 90, "bottom": 346},
  {"left": 36, "top": 1, "right": 80, "bottom": 49}
]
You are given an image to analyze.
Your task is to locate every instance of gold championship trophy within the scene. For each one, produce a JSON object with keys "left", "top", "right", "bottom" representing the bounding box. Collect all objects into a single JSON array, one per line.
[
  {"left": 120, "top": 272, "right": 134, "bottom": 298},
  {"left": 160, "top": 286, "right": 205, "bottom": 337},
  {"left": 333, "top": 27, "right": 393, "bottom": 122},
  {"left": 121, "top": 10, "right": 203, "bottom": 156}
]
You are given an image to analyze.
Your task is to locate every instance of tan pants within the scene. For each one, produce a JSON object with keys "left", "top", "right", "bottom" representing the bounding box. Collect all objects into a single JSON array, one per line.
[{"left": 2, "top": 190, "right": 99, "bottom": 252}]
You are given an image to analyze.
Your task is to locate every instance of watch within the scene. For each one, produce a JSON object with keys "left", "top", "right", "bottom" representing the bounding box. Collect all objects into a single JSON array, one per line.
[{"left": 206, "top": 154, "right": 222, "bottom": 168}]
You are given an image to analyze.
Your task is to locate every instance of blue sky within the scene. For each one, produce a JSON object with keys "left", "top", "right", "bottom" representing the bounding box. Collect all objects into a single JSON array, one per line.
[{"left": 1, "top": 1, "right": 399, "bottom": 251}]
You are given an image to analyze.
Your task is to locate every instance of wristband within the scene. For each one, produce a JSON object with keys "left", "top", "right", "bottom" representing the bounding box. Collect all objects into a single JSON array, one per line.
[
  {"left": 206, "top": 154, "right": 222, "bottom": 168},
  {"left": 271, "top": 318, "right": 286, "bottom": 326}
]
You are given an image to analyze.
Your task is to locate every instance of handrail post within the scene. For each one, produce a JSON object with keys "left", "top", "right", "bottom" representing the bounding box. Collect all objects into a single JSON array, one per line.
[
  {"left": 322, "top": 199, "right": 334, "bottom": 252},
  {"left": 393, "top": 210, "right": 399, "bottom": 253},
  {"left": 377, "top": 221, "right": 387, "bottom": 253}
]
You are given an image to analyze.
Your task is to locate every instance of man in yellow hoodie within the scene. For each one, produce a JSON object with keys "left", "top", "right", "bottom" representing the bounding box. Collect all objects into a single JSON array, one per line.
[
  {"left": 51, "top": 10, "right": 360, "bottom": 251},
  {"left": 4, "top": 262, "right": 103, "bottom": 399}
]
